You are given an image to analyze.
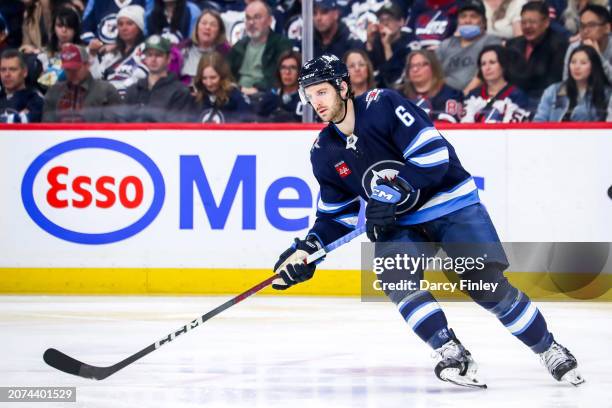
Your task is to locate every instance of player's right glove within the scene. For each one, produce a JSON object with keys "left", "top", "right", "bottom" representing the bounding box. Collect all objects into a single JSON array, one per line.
[
  {"left": 272, "top": 236, "right": 323, "bottom": 290},
  {"left": 366, "top": 177, "right": 411, "bottom": 241}
]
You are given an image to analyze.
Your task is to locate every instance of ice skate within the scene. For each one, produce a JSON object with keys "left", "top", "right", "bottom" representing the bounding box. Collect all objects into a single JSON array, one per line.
[
  {"left": 433, "top": 330, "right": 487, "bottom": 389},
  {"left": 539, "top": 341, "right": 585, "bottom": 386}
]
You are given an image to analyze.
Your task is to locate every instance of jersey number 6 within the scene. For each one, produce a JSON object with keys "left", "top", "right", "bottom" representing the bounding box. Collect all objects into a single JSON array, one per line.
[{"left": 395, "top": 106, "right": 415, "bottom": 128}]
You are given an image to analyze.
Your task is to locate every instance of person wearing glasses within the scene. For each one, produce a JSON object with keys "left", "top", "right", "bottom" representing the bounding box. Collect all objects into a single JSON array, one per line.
[
  {"left": 398, "top": 49, "right": 463, "bottom": 123},
  {"left": 343, "top": 49, "right": 376, "bottom": 97},
  {"left": 256, "top": 50, "right": 304, "bottom": 122},
  {"left": 227, "top": 0, "right": 292, "bottom": 97},
  {"left": 563, "top": 5, "right": 611, "bottom": 83}
]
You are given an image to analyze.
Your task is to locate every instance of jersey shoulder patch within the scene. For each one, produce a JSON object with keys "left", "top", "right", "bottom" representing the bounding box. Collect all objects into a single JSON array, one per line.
[{"left": 365, "top": 88, "right": 383, "bottom": 109}]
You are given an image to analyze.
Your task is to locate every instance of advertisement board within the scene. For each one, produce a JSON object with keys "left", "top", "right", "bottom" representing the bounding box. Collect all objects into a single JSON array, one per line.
[{"left": 1, "top": 124, "right": 611, "bottom": 294}]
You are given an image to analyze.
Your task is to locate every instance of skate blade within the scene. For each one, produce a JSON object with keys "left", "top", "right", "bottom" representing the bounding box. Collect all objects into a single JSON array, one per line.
[
  {"left": 440, "top": 369, "right": 488, "bottom": 389},
  {"left": 561, "top": 369, "right": 585, "bottom": 387}
]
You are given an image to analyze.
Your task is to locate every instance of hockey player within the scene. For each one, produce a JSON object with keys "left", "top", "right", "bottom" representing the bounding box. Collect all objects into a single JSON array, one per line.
[{"left": 271, "top": 53, "right": 585, "bottom": 389}]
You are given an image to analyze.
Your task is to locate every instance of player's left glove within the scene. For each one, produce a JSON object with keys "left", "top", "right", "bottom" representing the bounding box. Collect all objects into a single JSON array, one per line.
[
  {"left": 272, "top": 236, "right": 324, "bottom": 290},
  {"left": 366, "top": 177, "right": 412, "bottom": 241}
]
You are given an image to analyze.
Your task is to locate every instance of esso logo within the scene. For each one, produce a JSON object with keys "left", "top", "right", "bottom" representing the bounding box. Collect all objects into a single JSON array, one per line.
[{"left": 21, "top": 138, "right": 165, "bottom": 244}]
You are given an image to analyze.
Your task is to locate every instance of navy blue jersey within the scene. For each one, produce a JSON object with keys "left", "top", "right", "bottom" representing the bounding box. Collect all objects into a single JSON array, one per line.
[
  {"left": 462, "top": 84, "right": 531, "bottom": 123},
  {"left": 0, "top": 88, "right": 44, "bottom": 123},
  {"left": 81, "top": 0, "right": 153, "bottom": 44},
  {"left": 408, "top": 84, "right": 463, "bottom": 123},
  {"left": 195, "top": 87, "right": 253, "bottom": 123},
  {"left": 307, "top": 88, "right": 479, "bottom": 246},
  {"left": 257, "top": 88, "right": 303, "bottom": 122}
]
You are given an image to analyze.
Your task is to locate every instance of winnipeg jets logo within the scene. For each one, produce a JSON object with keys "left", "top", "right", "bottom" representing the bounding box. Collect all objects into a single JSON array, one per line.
[
  {"left": 362, "top": 161, "right": 420, "bottom": 214},
  {"left": 365, "top": 89, "right": 381, "bottom": 109},
  {"left": 321, "top": 54, "right": 339, "bottom": 63},
  {"left": 346, "top": 134, "right": 358, "bottom": 150}
]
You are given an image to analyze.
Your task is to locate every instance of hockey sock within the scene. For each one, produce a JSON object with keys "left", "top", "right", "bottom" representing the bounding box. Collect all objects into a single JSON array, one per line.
[
  {"left": 397, "top": 290, "right": 452, "bottom": 349},
  {"left": 466, "top": 267, "right": 554, "bottom": 354}
]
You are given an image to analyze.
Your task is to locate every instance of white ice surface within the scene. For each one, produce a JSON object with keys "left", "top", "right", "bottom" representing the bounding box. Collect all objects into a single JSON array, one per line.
[{"left": 1, "top": 296, "right": 611, "bottom": 408}]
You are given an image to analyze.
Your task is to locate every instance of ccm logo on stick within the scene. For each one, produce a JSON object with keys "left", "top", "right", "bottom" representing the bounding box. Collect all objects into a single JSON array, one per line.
[{"left": 21, "top": 138, "right": 165, "bottom": 245}]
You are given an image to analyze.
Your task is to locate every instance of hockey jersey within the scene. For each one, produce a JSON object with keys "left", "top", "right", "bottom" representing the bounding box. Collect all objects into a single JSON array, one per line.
[
  {"left": 307, "top": 88, "right": 479, "bottom": 246},
  {"left": 81, "top": 0, "right": 153, "bottom": 44}
]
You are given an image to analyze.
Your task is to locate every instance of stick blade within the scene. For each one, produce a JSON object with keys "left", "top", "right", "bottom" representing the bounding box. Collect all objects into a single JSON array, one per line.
[{"left": 43, "top": 348, "right": 84, "bottom": 377}]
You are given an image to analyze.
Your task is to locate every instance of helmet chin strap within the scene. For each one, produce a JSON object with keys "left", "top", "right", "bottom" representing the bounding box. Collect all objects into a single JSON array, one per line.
[{"left": 332, "top": 89, "right": 350, "bottom": 125}]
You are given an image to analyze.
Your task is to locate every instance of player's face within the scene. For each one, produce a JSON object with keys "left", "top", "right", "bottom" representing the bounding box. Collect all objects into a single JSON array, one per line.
[
  {"left": 117, "top": 17, "right": 141, "bottom": 44},
  {"left": 480, "top": 50, "right": 503, "bottom": 83},
  {"left": 407, "top": 53, "right": 432, "bottom": 85},
  {"left": 279, "top": 57, "right": 299, "bottom": 87},
  {"left": 305, "top": 82, "right": 344, "bottom": 122},
  {"left": 0, "top": 57, "right": 27, "bottom": 93},
  {"left": 202, "top": 66, "right": 221, "bottom": 93},
  {"left": 197, "top": 13, "right": 220, "bottom": 47},
  {"left": 346, "top": 52, "right": 368, "bottom": 87},
  {"left": 144, "top": 49, "right": 169, "bottom": 74},
  {"left": 569, "top": 51, "right": 592, "bottom": 83}
]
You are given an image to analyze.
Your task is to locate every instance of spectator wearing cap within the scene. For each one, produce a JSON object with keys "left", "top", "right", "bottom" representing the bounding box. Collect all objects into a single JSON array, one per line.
[
  {"left": 81, "top": 0, "right": 151, "bottom": 48},
  {"left": 43, "top": 43, "right": 121, "bottom": 122},
  {"left": 89, "top": 5, "right": 149, "bottom": 96},
  {"left": 506, "top": 1, "right": 569, "bottom": 108},
  {"left": 228, "top": 0, "right": 292, "bottom": 96},
  {"left": 313, "top": 0, "right": 364, "bottom": 59},
  {"left": 0, "top": 49, "right": 44, "bottom": 123},
  {"left": 122, "top": 35, "right": 193, "bottom": 122},
  {"left": 366, "top": 1, "right": 420, "bottom": 87},
  {"left": 563, "top": 5, "right": 612, "bottom": 83},
  {"left": 436, "top": 0, "right": 501, "bottom": 94},
  {"left": 483, "top": 0, "right": 526, "bottom": 39}
]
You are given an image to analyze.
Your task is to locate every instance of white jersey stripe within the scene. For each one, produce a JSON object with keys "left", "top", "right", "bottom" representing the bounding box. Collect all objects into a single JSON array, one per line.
[
  {"left": 418, "top": 178, "right": 477, "bottom": 211},
  {"left": 405, "top": 302, "right": 442, "bottom": 329},
  {"left": 317, "top": 196, "right": 360, "bottom": 213},
  {"left": 408, "top": 147, "right": 449, "bottom": 167},
  {"left": 506, "top": 302, "right": 538, "bottom": 335},
  {"left": 403, "top": 127, "right": 442, "bottom": 158}
]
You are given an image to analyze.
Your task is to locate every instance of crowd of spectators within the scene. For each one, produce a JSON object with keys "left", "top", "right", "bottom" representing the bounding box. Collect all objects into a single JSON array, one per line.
[{"left": 0, "top": 0, "right": 611, "bottom": 123}]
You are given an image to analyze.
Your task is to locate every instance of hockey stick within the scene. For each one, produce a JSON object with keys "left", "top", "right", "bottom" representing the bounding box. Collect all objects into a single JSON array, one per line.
[{"left": 43, "top": 225, "right": 366, "bottom": 380}]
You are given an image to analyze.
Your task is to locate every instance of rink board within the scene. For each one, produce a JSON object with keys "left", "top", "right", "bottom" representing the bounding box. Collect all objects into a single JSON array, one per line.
[{"left": 1, "top": 124, "right": 611, "bottom": 297}]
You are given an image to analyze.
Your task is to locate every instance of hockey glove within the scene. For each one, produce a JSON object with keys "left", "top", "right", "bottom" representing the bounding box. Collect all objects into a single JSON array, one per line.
[
  {"left": 272, "top": 236, "right": 323, "bottom": 290},
  {"left": 366, "top": 177, "right": 411, "bottom": 242}
]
